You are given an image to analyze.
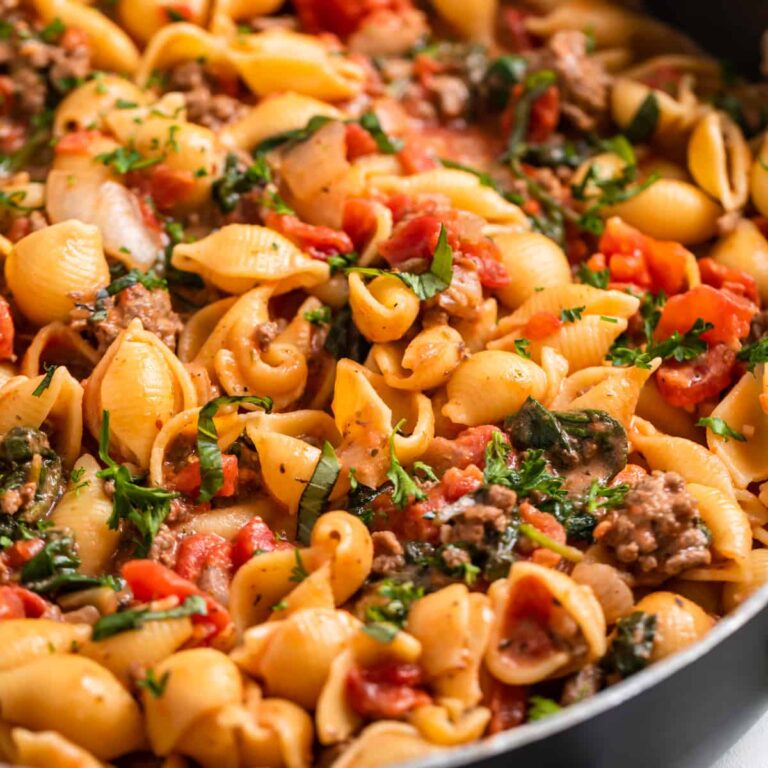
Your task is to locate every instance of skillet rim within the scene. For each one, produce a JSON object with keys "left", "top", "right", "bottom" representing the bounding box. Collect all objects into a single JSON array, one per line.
[{"left": 407, "top": 580, "right": 768, "bottom": 768}]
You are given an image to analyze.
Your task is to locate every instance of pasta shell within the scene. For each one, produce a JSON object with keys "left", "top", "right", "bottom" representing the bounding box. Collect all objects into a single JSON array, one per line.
[
  {"left": 750, "top": 133, "right": 768, "bottom": 218},
  {"left": 118, "top": 0, "right": 209, "bottom": 44},
  {"left": 172, "top": 224, "right": 329, "bottom": 294},
  {"left": 9, "top": 727, "right": 106, "bottom": 768},
  {"left": 686, "top": 483, "right": 751, "bottom": 565},
  {"left": 428, "top": 0, "right": 495, "bottom": 42},
  {"left": 84, "top": 318, "right": 198, "bottom": 468},
  {"left": 408, "top": 704, "right": 491, "bottom": 747},
  {"left": 723, "top": 549, "right": 768, "bottom": 611},
  {"left": 329, "top": 722, "right": 442, "bottom": 768},
  {"left": 348, "top": 273, "right": 421, "bottom": 343},
  {"left": 6, "top": 220, "right": 109, "bottom": 326},
  {"left": 0, "top": 619, "right": 90, "bottom": 673},
  {"left": 210, "top": 0, "right": 284, "bottom": 35},
  {"left": 20, "top": 322, "right": 99, "bottom": 380},
  {"left": 709, "top": 218, "right": 768, "bottom": 304}
]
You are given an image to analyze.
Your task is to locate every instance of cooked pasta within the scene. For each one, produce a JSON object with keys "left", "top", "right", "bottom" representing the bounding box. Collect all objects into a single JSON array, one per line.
[{"left": 0, "top": 0, "right": 767, "bottom": 765}]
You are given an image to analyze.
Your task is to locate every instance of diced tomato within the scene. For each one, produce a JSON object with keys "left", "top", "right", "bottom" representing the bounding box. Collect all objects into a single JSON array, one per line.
[
  {"left": 0, "top": 76, "right": 14, "bottom": 117},
  {"left": 0, "top": 586, "right": 49, "bottom": 620},
  {"left": 698, "top": 258, "right": 758, "bottom": 303},
  {"left": 396, "top": 139, "right": 440, "bottom": 175},
  {"left": 265, "top": 211, "right": 354, "bottom": 260},
  {"left": 231, "top": 516, "right": 292, "bottom": 569},
  {"left": 171, "top": 454, "right": 239, "bottom": 499},
  {"left": 345, "top": 123, "right": 378, "bottom": 161},
  {"left": 502, "top": 85, "right": 560, "bottom": 144},
  {"left": 122, "top": 559, "right": 231, "bottom": 640},
  {"left": 500, "top": 7, "right": 536, "bottom": 52},
  {"left": 524, "top": 311, "right": 562, "bottom": 340},
  {"left": 520, "top": 501, "right": 566, "bottom": 568},
  {"left": 133, "top": 193, "right": 164, "bottom": 232},
  {"left": 174, "top": 533, "right": 233, "bottom": 583},
  {"left": 293, "top": 0, "right": 412, "bottom": 38},
  {"left": 485, "top": 678, "right": 527, "bottom": 734},
  {"left": 656, "top": 343, "right": 736, "bottom": 408},
  {"left": 127, "top": 164, "right": 196, "bottom": 212},
  {"left": 599, "top": 217, "right": 691, "bottom": 296},
  {"left": 60, "top": 27, "right": 89, "bottom": 51},
  {"left": 422, "top": 425, "right": 500, "bottom": 475},
  {"left": 343, "top": 197, "right": 379, "bottom": 251},
  {"left": 379, "top": 214, "right": 446, "bottom": 265},
  {"left": 655, "top": 284, "right": 755, "bottom": 347},
  {"left": 54, "top": 130, "right": 103, "bottom": 155},
  {"left": 0, "top": 297, "right": 15, "bottom": 360},
  {"left": 346, "top": 660, "right": 431, "bottom": 719},
  {"left": 4, "top": 537, "right": 44, "bottom": 568},
  {"left": 463, "top": 238, "right": 511, "bottom": 288},
  {"left": 502, "top": 575, "right": 555, "bottom": 659},
  {"left": 610, "top": 463, "right": 647, "bottom": 487}
]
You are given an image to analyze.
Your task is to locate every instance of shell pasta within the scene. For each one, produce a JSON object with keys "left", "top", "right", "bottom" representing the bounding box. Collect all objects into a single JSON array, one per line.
[{"left": 2, "top": 1, "right": 768, "bottom": 766}]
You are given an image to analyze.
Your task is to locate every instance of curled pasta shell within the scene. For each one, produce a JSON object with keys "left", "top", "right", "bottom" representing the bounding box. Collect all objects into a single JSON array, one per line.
[
  {"left": 142, "top": 648, "right": 243, "bottom": 755},
  {"left": 6, "top": 220, "right": 109, "bottom": 326},
  {"left": 118, "top": 0, "right": 209, "bottom": 44},
  {"left": 227, "top": 30, "right": 366, "bottom": 101},
  {"left": 443, "top": 350, "right": 547, "bottom": 426},
  {"left": 172, "top": 224, "right": 329, "bottom": 294},
  {"left": 723, "top": 549, "right": 768, "bottom": 611},
  {"left": 348, "top": 273, "right": 421, "bottom": 343},
  {"left": 0, "top": 655, "right": 144, "bottom": 759},
  {"left": 8, "top": 727, "right": 105, "bottom": 768},
  {"left": 408, "top": 703, "right": 491, "bottom": 747},
  {"left": 492, "top": 231, "right": 572, "bottom": 309},
  {"left": 688, "top": 111, "right": 750, "bottom": 211},
  {"left": 84, "top": 318, "right": 198, "bottom": 468},
  {"left": 686, "top": 483, "right": 751, "bottom": 565},
  {"left": 0, "top": 619, "right": 90, "bottom": 673},
  {"left": 20, "top": 322, "right": 99, "bottom": 380},
  {"left": 0, "top": 367, "right": 83, "bottom": 467},
  {"left": 51, "top": 454, "right": 120, "bottom": 575},
  {"left": 330, "top": 722, "right": 442, "bottom": 768},
  {"left": 709, "top": 218, "right": 768, "bottom": 303},
  {"left": 750, "top": 134, "right": 768, "bottom": 218},
  {"left": 632, "top": 592, "right": 714, "bottom": 661},
  {"left": 485, "top": 561, "right": 606, "bottom": 685}
]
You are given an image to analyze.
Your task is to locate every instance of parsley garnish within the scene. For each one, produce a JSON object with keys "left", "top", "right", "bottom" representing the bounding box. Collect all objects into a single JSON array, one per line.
[
  {"left": 514, "top": 338, "right": 532, "bottom": 358},
  {"left": 362, "top": 622, "right": 398, "bottom": 643},
  {"left": 88, "top": 269, "right": 167, "bottom": 323},
  {"left": 737, "top": 337, "right": 768, "bottom": 372},
  {"left": 528, "top": 696, "right": 562, "bottom": 721},
  {"left": 32, "top": 365, "right": 58, "bottom": 397},
  {"left": 365, "top": 579, "right": 424, "bottom": 628},
  {"left": 697, "top": 416, "right": 746, "bottom": 442},
  {"left": 137, "top": 669, "right": 170, "bottom": 698},
  {"left": 303, "top": 306, "right": 332, "bottom": 325},
  {"left": 0, "top": 189, "right": 38, "bottom": 213},
  {"left": 577, "top": 262, "right": 610, "bottom": 289},
  {"left": 40, "top": 17, "right": 65, "bottom": 43},
  {"left": 328, "top": 252, "right": 358, "bottom": 275},
  {"left": 387, "top": 420, "right": 427, "bottom": 509},
  {"left": 92, "top": 595, "right": 207, "bottom": 641},
  {"left": 196, "top": 395, "right": 273, "bottom": 503},
  {"left": 95, "top": 145, "right": 163, "bottom": 174},
  {"left": 289, "top": 549, "right": 309, "bottom": 583},
  {"left": 624, "top": 93, "right": 660, "bottom": 143},
  {"left": 560, "top": 305, "right": 585, "bottom": 323}
]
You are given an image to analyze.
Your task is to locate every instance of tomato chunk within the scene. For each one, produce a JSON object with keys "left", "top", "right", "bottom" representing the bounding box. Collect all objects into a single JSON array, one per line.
[
  {"left": 0, "top": 586, "right": 50, "bottom": 620},
  {"left": 422, "top": 425, "right": 500, "bottom": 475},
  {"left": 174, "top": 533, "right": 233, "bottom": 583},
  {"left": 485, "top": 678, "right": 527, "bottom": 734},
  {"left": 502, "top": 85, "right": 560, "bottom": 144},
  {"left": 54, "top": 130, "right": 103, "bottom": 155},
  {"left": 231, "top": 516, "right": 291, "bottom": 569},
  {"left": 343, "top": 197, "right": 379, "bottom": 251},
  {"left": 698, "top": 257, "right": 758, "bottom": 303},
  {"left": 293, "top": 0, "right": 412, "bottom": 38},
  {"left": 345, "top": 123, "right": 379, "bottom": 161},
  {"left": 171, "top": 454, "right": 238, "bottom": 499},
  {"left": 0, "top": 297, "right": 15, "bottom": 360},
  {"left": 346, "top": 661, "right": 431, "bottom": 719},
  {"left": 656, "top": 343, "right": 736, "bottom": 408},
  {"left": 122, "top": 559, "right": 231, "bottom": 640},
  {"left": 655, "top": 284, "right": 755, "bottom": 347},
  {"left": 520, "top": 501, "right": 566, "bottom": 568},
  {"left": 524, "top": 311, "right": 562, "bottom": 340},
  {"left": 265, "top": 212, "right": 354, "bottom": 260}
]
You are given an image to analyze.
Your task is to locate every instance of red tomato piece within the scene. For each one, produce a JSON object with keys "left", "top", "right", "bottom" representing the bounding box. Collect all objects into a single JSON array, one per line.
[
  {"left": 293, "top": 0, "right": 411, "bottom": 38},
  {"left": 0, "top": 586, "right": 49, "bottom": 620},
  {"left": 174, "top": 533, "right": 233, "bottom": 583},
  {"left": 231, "top": 516, "right": 291, "bottom": 569},
  {"left": 485, "top": 679, "right": 527, "bottom": 734},
  {"left": 343, "top": 197, "right": 379, "bottom": 251},
  {"left": 60, "top": 27, "right": 89, "bottom": 51},
  {"left": 345, "top": 123, "right": 379, "bottom": 161},
  {"left": 379, "top": 214, "right": 446, "bottom": 265},
  {"left": 396, "top": 140, "right": 440, "bottom": 175},
  {"left": 520, "top": 501, "right": 566, "bottom": 568},
  {"left": 346, "top": 661, "right": 431, "bottom": 719},
  {"left": 4, "top": 537, "right": 44, "bottom": 568},
  {"left": 265, "top": 212, "right": 354, "bottom": 260},
  {"left": 0, "top": 297, "right": 15, "bottom": 360},
  {"left": 171, "top": 454, "right": 239, "bottom": 499},
  {"left": 54, "top": 130, "right": 103, "bottom": 155},
  {"left": 502, "top": 85, "right": 560, "bottom": 144},
  {"left": 127, "top": 164, "right": 197, "bottom": 212},
  {"left": 698, "top": 257, "right": 758, "bottom": 303},
  {"left": 524, "top": 311, "right": 562, "bottom": 340},
  {"left": 0, "top": 76, "right": 15, "bottom": 117},
  {"left": 500, "top": 7, "right": 536, "bottom": 52},
  {"left": 422, "top": 425, "right": 500, "bottom": 475},
  {"left": 656, "top": 343, "right": 736, "bottom": 408},
  {"left": 655, "top": 284, "right": 755, "bottom": 347},
  {"left": 463, "top": 238, "right": 511, "bottom": 288},
  {"left": 122, "top": 559, "right": 232, "bottom": 639}
]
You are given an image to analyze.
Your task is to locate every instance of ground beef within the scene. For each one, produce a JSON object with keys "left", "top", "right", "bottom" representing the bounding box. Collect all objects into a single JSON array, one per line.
[
  {"left": 560, "top": 664, "right": 604, "bottom": 706},
  {"left": 255, "top": 320, "right": 282, "bottom": 351},
  {"left": 371, "top": 531, "right": 405, "bottom": 576},
  {"left": 166, "top": 61, "right": 247, "bottom": 130},
  {"left": 440, "top": 545, "right": 471, "bottom": 569},
  {"left": 596, "top": 471, "right": 711, "bottom": 584},
  {"left": 0, "top": 481, "right": 36, "bottom": 516},
  {"left": 441, "top": 502, "right": 509, "bottom": 547},
  {"left": 748, "top": 309, "right": 768, "bottom": 343},
  {"left": 70, "top": 284, "right": 183, "bottom": 353},
  {"left": 148, "top": 524, "right": 179, "bottom": 569}
]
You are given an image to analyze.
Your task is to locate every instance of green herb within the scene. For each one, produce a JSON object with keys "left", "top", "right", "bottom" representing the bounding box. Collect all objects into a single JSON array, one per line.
[
  {"left": 387, "top": 420, "right": 426, "bottom": 509},
  {"left": 346, "top": 480, "right": 381, "bottom": 527},
  {"left": 92, "top": 595, "right": 207, "bottom": 641},
  {"left": 97, "top": 411, "right": 179, "bottom": 557},
  {"left": 166, "top": 125, "right": 180, "bottom": 153},
  {"left": 736, "top": 336, "right": 768, "bottom": 372},
  {"left": 347, "top": 224, "right": 453, "bottom": 300},
  {"left": 0, "top": 189, "right": 39, "bottom": 214},
  {"left": 0, "top": 111, "right": 53, "bottom": 178},
  {"left": 32, "top": 365, "right": 58, "bottom": 397},
  {"left": 289, "top": 549, "right": 309, "bottom": 583},
  {"left": 136, "top": 669, "right": 170, "bottom": 698},
  {"left": 323, "top": 304, "right": 371, "bottom": 362},
  {"left": 0, "top": 20, "right": 13, "bottom": 39},
  {"left": 95, "top": 146, "right": 163, "bottom": 174},
  {"left": 358, "top": 111, "right": 403, "bottom": 153},
  {"left": 361, "top": 621, "right": 398, "bottom": 644},
  {"left": 584, "top": 25, "right": 596, "bottom": 54},
  {"left": 40, "top": 17, "right": 65, "bottom": 43},
  {"left": 697, "top": 416, "right": 746, "bottom": 442},
  {"left": 482, "top": 55, "right": 528, "bottom": 111},
  {"left": 365, "top": 579, "right": 424, "bottom": 628},
  {"left": 514, "top": 338, "right": 531, "bottom": 358},
  {"left": 607, "top": 317, "right": 712, "bottom": 369},
  {"left": 297, "top": 441, "right": 340, "bottom": 545},
  {"left": 560, "top": 305, "right": 585, "bottom": 323},
  {"left": 196, "top": 395, "right": 273, "bottom": 503},
  {"left": 439, "top": 158, "right": 523, "bottom": 205},
  {"left": 212, "top": 152, "right": 269, "bottom": 213},
  {"left": 272, "top": 599, "right": 288, "bottom": 612},
  {"left": 413, "top": 461, "right": 437, "bottom": 482},
  {"left": 502, "top": 69, "right": 558, "bottom": 161},
  {"left": 528, "top": 696, "right": 562, "bottom": 722},
  {"left": 115, "top": 99, "right": 139, "bottom": 110},
  {"left": 328, "top": 251, "right": 358, "bottom": 275},
  {"left": 624, "top": 93, "right": 660, "bottom": 143},
  {"left": 584, "top": 479, "right": 629, "bottom": 516},
  {"left": 603, "top": 611, "right": 657, "bottom": 678},
  {"left": 519, "top": 523, "right": 582, "bottom": 561},
  {"left": 254, "top": 115, "right": 334, "bottom": 154},
  {"left": 577, "top": 262, "right": 610, "bottom": 289},
  {"left": 303, "top": 306, "right": 332, "bottom": 325},
  {"left": 88, "top": 268, "right": 167, "bottom": 323},
  {"left": 166, "top": 7, "right": 186, "bottom": 21}
]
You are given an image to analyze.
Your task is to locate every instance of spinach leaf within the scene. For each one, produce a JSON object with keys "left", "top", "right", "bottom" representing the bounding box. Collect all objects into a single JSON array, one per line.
[{"left": 603, "top": 611, "right": 657, "bottom": 678}]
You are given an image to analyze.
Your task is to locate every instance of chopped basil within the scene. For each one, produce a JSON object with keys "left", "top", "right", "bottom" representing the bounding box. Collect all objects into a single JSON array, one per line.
[
  {"left": 358, "top": 111, "right": 403, "bottom": 153},
  {"left": 196, "top": 395, "right": 273, "bottom": 503},
  {"left": 603, "top": 611, "right": 657, "bottom": 678},
  {"left": 297, "top": 441, "right": 340, "bottom": 545},
  {"left": 387, "top": 420, "right": 427, "bottom": 509},
  {"left": 624, "top": 93, "right": 660, "bottom": 143},
  {"left": 32, "top": 365, "right": 58, "bottom": 397},
  {"left": 365, "top": 579, "right": 424, "bottom": 628},
  {"left": 136, "top": 669, "right": 170, "bottom": 698},
  {"left": 323, "top": 304, "right": 371, "bottom": 362}
]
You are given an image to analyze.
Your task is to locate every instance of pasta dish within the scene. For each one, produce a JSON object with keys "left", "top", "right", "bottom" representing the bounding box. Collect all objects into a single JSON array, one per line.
[{"left": 1, "top": 0, "right": 768, "bottom": 766}]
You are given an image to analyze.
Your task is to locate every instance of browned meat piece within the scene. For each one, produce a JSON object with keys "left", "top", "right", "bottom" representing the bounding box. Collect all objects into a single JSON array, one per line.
[
  {"left": 442, "top": 503, "right": 509, "bottom": 546},
  {"left": 71, "top": 284, "right": 183, "bottom": 353},
  {"left": 371, "top": 530, "right": 405, "bottom": 576},
  {"left": 0, "top": 481, "right": 36, "bottom": 515},
  {"left": 148, "top": 524, "right": 179, "bottom": 569},
  {"left": 441, "top": 545, "right": 471, "bottom": 569},
  {"left": 596, "top": 471, "right": 711, "bottom": 584},
  {"left": 560, "top": 664, "right": 604, "bottom": 706},
  {"left": 166, "top": 61, "right": 247, "bottom": 130}
]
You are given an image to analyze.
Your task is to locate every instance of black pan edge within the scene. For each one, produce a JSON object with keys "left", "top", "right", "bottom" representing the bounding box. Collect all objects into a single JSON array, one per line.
[{"left": 408, "top": 582, "right": 768, "bottom": 768}]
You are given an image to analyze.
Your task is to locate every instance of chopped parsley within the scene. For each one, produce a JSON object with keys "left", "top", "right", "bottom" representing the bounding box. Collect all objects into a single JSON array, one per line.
[
  {"left": 603, "top": 611, "right": 657, "bottom": 678},
  {"left": 736, "top": 336, "right": 768, "bottom": 372},
  {"left": 365, "top": 579, "right": 424, "bottom": 628},
  {"left": 303, "top": 306, "right": 332, "bottom": 325},
  {"left": 607, "top": 318, "right": 712, "bottom": 369},
  {"left": 514, "top": 338, "right": 532, "bottom": 358},
  {"left": 528, "top": 696, "right": 562, "bottom": 721},
  {"left": 697, "top": 416, "right": 746, "bottom": 442},
  {"left": 136, "top": 669, "right": 170, "bottom": 698},
  {"left": 289, "top": 549, "right": 309, "bottom": 583},
  {"left": 577, "top": 262, "right": 610, "bottom": 289},
  {"left": 32, "top": 365, "right": 58, "bottom": 397},
  {"left": 387, "top": 420, "right": 427, "bottom": 509},
  {"left": 95, "top": 145, "right": 163, "bottom": 174},
  {"left": 559, "top": 305, "right": 585, "bottom": 323},
  {"left": 362, "top": 621, "right": 398, "bottom": 643}
]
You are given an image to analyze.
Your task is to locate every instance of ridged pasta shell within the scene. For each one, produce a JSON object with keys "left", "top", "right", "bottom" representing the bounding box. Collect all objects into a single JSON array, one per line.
[
  {"left": 723, "top": 549, "right": 768, "bottom": 611},
  {"left": 686, "top": 483, "right": 752, "bottom": 564},
  {"left": 348, "top": 273, "right": 421, "bottom": 343},
  {"left": 0, "top": 619, "right": 90, "bottom": 673},
  {"left": 485, "top": 561, "right": 606, "bottom": 686},
  {"left": 408, "top": 704, "right": 491, "bottom": 747},
  {"left": 118, "top": 0, "right": 208, "bottom": 44},
  {"left": 330, "top": 722, "right": 441, "bottom": 768},
  {"left": 6, "top": 220, "right": 109, "bottom": 326},
  {"left": 20, "top": 322, "right": 99, "bottom": 380},
  {"left": 84, "top": 318, "right": 198, "bottom": 468},
  {"left": 0, "top": 655, "right": 144, "bottom": 759},
  {"left": 750, "top": 134, "right": 768, "bottom": 218},
  {"left": 172, "top": 224, "right": 329, "bottom": 294},
  {"left": 8, "top": 727, "right": 105, "bottom": 768},
  {"left": 709, "top": 218, "right": 768, "bottom": 303}
]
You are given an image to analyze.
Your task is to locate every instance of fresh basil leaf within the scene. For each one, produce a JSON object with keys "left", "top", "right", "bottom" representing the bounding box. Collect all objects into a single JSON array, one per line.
[
  {"left": 297, "top": 441, "right": 340, "bottom": 545},
  {"left": 624, "top": 93, "right": 660, "bottom": 143},
  {"left": 358, "top": 111, "right": 404, "bottom": 154}
]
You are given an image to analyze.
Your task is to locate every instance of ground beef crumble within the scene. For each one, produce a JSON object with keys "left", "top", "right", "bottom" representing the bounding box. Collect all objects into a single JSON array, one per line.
[
  {"left": 371, "top": 530, "right": 405, "bottom": 576},
  {"left": 596, "top": 471, "right": 711, "bottom": 584}
]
